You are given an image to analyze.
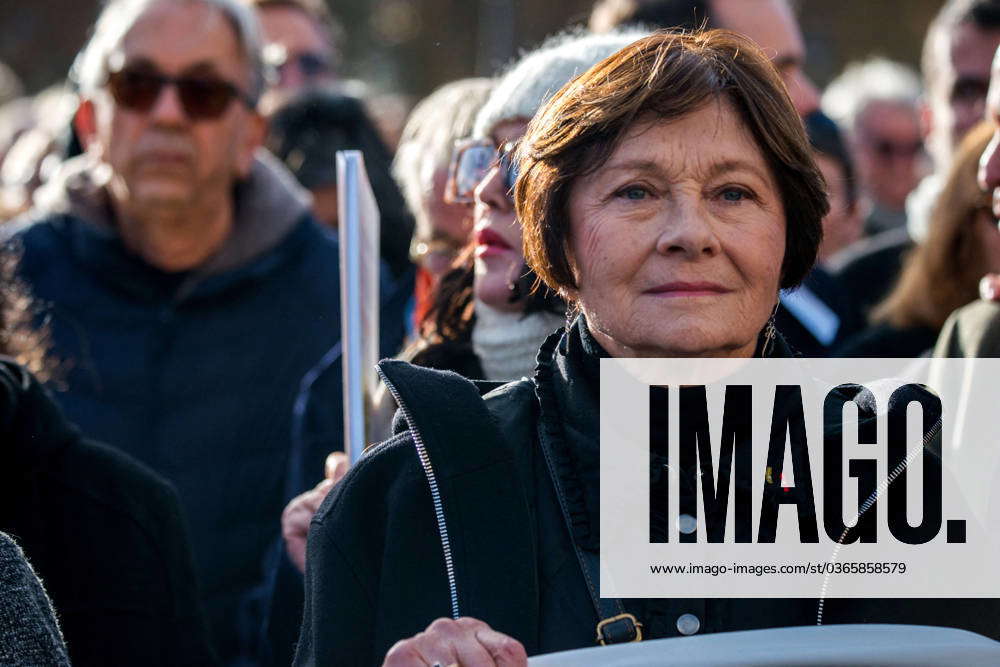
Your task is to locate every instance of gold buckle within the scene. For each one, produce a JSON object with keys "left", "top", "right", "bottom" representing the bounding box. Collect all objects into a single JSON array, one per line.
[{"left": 595, "top": 613, "right": 643, "bottom": 645}]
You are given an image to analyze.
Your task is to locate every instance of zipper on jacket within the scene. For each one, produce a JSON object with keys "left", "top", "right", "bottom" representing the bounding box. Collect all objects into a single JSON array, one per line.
[
  {"left": 816, "top": 416, "right": 942, "bottom": 625},
  {"left": 376, "top": 368, "right": 461, "bottom": 620}
]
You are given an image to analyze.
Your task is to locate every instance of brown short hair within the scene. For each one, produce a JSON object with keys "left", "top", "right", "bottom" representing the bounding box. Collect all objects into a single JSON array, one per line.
[{"left": 516, "top": 30, "right": 827, "bottom": 296}]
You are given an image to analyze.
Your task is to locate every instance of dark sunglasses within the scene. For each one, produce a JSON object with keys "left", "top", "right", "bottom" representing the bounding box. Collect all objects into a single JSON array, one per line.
[
  {"left": 107, "top": 67, "right": 254, "bottom": 120},
  {"left": 280, "top": 52, "right": 331, "bottom": 79},
  {"left": 445, "top": 139, "right": 520, "bottom": 204}
]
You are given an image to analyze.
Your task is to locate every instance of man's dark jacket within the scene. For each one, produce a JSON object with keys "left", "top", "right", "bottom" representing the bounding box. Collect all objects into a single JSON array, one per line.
[
  {"left": 295, "top": 323, "right": 1000, "bottom": 665},
  {"left": 4, "top": 153, "right": 367, "bottom": 662},
  {"left": 0, "top": 358, "right": 217, "bottom": 666}
]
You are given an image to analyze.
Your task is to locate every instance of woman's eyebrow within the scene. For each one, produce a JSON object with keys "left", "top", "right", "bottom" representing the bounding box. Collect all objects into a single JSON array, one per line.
[
  {"left": 705, "top": 159, "right": 770, "bottom": 183},
  {"left": 601, "top": 158, "right": 770, "bottom": 184},
  {"left": 600, "top": 159, "right": 668, "bottom": 176}
]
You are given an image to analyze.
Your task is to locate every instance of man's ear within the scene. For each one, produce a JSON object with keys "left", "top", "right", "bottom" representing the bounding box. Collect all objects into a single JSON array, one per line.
[
  {"left": 236, "top": 111, "right": 267, "bottom": 178},
  {"left": 74, "top": 98, "right": 99, "bottom": 152}
]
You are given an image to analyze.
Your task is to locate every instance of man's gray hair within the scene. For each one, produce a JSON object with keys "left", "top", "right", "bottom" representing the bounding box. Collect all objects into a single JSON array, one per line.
[
  {"left": 821, "top": 57, "right": 922, "bottom": 134},
  {"left": 74, "top": 0, "right": 267, "bottom": 104}
]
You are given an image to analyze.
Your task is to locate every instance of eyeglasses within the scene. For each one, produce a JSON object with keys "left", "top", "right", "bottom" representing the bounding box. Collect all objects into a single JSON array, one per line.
[
  {"left": 445, "top": 138, "right": 520, "bottom": 204},
  {"left": 281, "top": 52, "right": 332, "bottom": 79},
  {"left": 263, "top": 43, "right": 333, "bottom": 85},
  {"left": 106, "top": 67, "right": 254, "bottom": 121}
]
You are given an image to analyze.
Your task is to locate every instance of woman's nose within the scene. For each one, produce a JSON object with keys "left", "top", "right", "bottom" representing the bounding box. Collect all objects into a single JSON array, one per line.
[
  {"left": 655, "top": 201, "right": 722, "bottom": 257},
  {"left": 473, "top": 164, "right": 511, "bottom": 213}
]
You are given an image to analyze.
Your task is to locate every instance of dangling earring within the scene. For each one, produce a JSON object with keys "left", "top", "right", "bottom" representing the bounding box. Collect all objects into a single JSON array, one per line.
[{"left": 761, "top": 301, "right": 779, "bottom": 357}]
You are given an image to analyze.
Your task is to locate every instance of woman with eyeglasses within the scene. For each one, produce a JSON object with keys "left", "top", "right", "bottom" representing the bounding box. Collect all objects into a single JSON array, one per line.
[
  {"left": 835, "top": 121, "right": 1000, "bottom": 357},
  {"left": 398, "top": 30, "right": 646, "bottom": 384}
]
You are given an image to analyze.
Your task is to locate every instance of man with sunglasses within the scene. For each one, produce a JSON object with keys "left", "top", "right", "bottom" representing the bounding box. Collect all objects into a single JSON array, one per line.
[
  {"left": 2, "top": 0, "right": 367, "bottom": 664},
  {"left": 822, "top": 58, "right": 926, "bottom": 238},
  {"left": 249, "top": 0, "right": 339, "bottom": 102},
  {"left": 829, "top": 0, "right": 1000, "bottom": 322}
]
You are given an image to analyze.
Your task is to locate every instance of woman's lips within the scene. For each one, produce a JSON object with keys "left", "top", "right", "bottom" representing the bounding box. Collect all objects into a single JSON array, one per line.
[
  {"left": 644, "top": 281, "right": 731, "bottom": 297},
  {"left": 475, "top": 227, "right": 514, "bottom": 258}
]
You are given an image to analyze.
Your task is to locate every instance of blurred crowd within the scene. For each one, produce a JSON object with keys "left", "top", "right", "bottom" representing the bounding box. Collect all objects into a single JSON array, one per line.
[{"left": 4, "top": 0, "right": 1000, "bottom": 665}]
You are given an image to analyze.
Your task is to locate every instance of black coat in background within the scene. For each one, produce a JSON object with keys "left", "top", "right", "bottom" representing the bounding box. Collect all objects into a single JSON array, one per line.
[{"left": 0, "top": 358, "right": 217, "bottom": 666}]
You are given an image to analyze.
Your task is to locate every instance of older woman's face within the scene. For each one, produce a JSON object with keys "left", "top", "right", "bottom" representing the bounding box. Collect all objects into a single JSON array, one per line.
[
  {"left": 566, "top": 100, "right": 785, "bottom": 358},
  {"left": 472, "top": 119, "right": 529, "bottom": 311}
]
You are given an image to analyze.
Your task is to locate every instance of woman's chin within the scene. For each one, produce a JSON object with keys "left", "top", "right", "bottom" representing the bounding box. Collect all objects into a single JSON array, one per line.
[
  {"left": 602, "top": 319, "right": 756, "bottom": 358},
  {"left": 473, "top": 280, "right": 521, "bottom": 312}
]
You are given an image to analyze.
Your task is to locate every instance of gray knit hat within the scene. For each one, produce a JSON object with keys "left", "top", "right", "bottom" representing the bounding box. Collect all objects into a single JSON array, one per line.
[{"left": 473, "top": 29, "right": 649, "bottom": 140}]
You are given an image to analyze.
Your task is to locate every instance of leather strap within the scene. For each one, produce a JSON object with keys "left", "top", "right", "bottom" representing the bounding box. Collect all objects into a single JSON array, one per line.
[{"left": 535, "top": 415, "right": 642, "bottom": 645}]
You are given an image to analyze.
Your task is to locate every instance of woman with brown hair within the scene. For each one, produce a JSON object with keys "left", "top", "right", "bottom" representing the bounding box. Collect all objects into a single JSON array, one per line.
[
  {"left": 836, "top": 122, "right": 1000, "bottom": 357},
  {"left": 296, "top": 29, "right": 826, "bottom": 665},
  {"left": 295, "top": 30, "right": 999, "bottom": 666}
]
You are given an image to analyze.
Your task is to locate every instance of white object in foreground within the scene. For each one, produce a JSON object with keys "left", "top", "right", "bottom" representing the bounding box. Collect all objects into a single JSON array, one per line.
[
  {"left": 528, "top": 624, "right": 1000, "bottom": 666},
  {"left": 337, "top": 150, "right": 380, "bottom": 465}
]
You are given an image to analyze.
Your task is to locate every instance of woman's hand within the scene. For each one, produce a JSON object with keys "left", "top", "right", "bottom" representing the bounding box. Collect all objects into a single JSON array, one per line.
[
  {"left": 382, "top": 617, "right": 527, "bottom": 667},
  {"left": 281, "top": 451, "right": 350, "bottom": 573}
]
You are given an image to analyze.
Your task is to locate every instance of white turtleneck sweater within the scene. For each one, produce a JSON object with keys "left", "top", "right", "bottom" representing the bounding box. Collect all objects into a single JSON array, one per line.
[{"left": 471, "top": 300, "right": 566, "bottom": 382}]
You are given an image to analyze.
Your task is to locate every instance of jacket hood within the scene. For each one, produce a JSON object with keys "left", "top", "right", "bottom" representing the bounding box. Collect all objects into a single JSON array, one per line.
[{"left": 32, "top": 149, "right": 312, "bottom": 279}]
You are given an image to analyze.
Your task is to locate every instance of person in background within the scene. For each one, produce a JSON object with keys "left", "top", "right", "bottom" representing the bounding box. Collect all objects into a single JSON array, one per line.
[
  {"left": 1, "top": 248, "right": 216, "bottom": 666},
  {"left": 0, "top": 85, "right": 79, "bottom": 222},
  {"left": 249, "top": 0, "right": 339, "bottom": 98},
  {"left": 1, "top": 0, "right": 381, "bottom": 662},
  {"left": 936, "top": 45, "right": 1000, "bottom": 358},
  {"left": 836, "top": 122, "right": 998, "bottom": 357},
  {"left": 267, "top": 88, "right": 415, "bottom": 280},
  {"left": 0, "top": 60, "right": 26, "bottom": 170},
  {"left": 808, "top": 112, "right": 863, "bottom": 266},
  {"left": 393, "top": 77, "right": 493, "bottom": 328},
  {"left": 588, "top": 0, "right": 820, "bottom": 116},
  {"left": 0, "top": 533, "right": 69, "bottom": 666},
  {"left": 821, "top": 57, "right": 925, "bottom": 237},
  {"left": 775, "top": 110, "right": 864, "bottom": 355},
  {"left": 259, "top": 87, "right": 416, "bottom": 667},
  {"left": 830, "top": 0, "right": 1000, "bottom": 320}
]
